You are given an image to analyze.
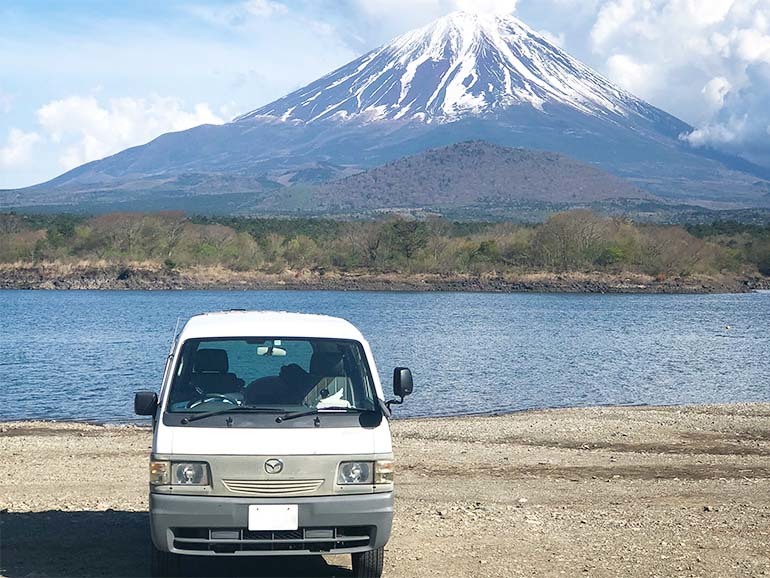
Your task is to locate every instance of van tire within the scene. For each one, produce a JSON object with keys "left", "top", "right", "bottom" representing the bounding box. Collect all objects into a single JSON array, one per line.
[
  {"left": 352, "top": 547, "right": 384, "bottom": 578},
  {"left": 150, "top": 544, "right": 181, "bottom": 578}
]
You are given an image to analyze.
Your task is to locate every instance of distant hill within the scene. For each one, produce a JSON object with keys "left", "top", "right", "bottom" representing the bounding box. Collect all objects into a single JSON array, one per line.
[{"left": 260, "top": 142, "right": 653, "bottom": 213}]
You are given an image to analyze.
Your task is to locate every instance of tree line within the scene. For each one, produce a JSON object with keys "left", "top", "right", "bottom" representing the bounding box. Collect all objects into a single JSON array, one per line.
[{"left": 1, "top": 210, "right": 769, "bottom": 277}]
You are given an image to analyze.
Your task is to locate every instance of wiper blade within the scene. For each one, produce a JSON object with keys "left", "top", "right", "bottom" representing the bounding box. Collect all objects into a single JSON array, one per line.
[
  {"left": 182, "top": 405, "right": 286, "bottom": 424},
  {"left": 276, "top": 406, "right": 367, "bottom": 423}
]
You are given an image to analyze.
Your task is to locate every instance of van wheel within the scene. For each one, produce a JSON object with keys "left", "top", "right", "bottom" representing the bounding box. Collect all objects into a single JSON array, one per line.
[
  {"left": 351, "top": 547, "right": 384, "bottom": 578},
  {"left": 150, "top": 544, "right": 181, "bottom": 578}
]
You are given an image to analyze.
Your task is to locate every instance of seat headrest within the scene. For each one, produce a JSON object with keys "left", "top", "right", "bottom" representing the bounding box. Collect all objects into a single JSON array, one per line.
[
  {"left": 310, "top": 352, "right": 345, "bottom": 376},
  {"left": 194, "top": 349, "right": 229, "bottom": 373}
]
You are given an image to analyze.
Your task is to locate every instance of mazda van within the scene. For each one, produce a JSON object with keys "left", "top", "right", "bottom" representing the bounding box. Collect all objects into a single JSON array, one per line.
[{"left": 134, "top": 310, "right": 413, "bottom": 578}]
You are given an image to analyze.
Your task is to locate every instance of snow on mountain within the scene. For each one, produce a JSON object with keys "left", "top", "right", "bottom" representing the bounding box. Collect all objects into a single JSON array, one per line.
[{"left": 237, "top": 11, "right": 658, "bottom": 125}]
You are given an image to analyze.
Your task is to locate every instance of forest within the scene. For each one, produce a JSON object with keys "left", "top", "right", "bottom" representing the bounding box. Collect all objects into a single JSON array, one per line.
[{"left": 1, "top": 210, "right": 769, "bottom": 278}]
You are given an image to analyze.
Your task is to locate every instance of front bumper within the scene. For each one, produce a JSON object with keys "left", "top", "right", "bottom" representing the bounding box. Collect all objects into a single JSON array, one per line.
[{"left": 150, "top": 492, "right": 394, "bottom": 556}]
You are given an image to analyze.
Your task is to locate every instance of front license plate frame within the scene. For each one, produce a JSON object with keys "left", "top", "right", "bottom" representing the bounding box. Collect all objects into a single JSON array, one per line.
[{"left": 247, "top": 504, "right": 299, "bottom": 531}]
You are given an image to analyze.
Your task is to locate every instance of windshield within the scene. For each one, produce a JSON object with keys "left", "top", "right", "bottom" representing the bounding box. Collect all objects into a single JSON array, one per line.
[{"left": 165, "top": 337, "right": 378, "bottom": 414}]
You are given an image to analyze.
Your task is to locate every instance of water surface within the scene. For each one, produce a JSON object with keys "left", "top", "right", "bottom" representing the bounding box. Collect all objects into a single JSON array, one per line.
[{"left": 2, "top": 290, "right": 769, "bottom": 422}]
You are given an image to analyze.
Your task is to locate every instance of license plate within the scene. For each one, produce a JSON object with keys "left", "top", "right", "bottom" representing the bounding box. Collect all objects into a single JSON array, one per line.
[{"left": 248, "top": 505, "right": 298, "bottom": 531}]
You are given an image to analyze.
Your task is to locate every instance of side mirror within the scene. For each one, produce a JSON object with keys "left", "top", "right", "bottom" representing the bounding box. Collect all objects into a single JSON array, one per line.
[
  {"left": 134, "top": 391, "right": 158, "bottom": 416},
  {"left": 393, "top": 367, "right": 414, "bottom": 399}
]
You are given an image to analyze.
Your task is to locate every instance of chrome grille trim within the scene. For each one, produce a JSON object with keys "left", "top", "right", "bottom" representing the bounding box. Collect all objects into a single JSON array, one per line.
[{"left": 222, "top": 479, "right": 324, "bottom": 496}]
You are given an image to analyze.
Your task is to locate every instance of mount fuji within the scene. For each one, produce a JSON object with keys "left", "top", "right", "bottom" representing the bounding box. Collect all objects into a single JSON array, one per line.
[
  {"left": 5, "top": 11, "right": 770, "bottom": 214},
  {"left": 240, "top": 11, "right": 673, "bottom": 126}
]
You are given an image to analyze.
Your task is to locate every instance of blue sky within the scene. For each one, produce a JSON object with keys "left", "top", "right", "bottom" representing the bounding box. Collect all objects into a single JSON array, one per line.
[{"left": 2, "top": 0, "right": 769, "bottom": 188}]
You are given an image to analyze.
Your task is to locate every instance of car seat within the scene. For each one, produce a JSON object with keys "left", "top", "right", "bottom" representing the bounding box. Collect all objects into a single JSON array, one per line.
[
  {"left": 189, "top": 349, "right": 244, "bottom": 395},
  {"left": 304, "top": 352, "right": 349, "bottom": 405}
]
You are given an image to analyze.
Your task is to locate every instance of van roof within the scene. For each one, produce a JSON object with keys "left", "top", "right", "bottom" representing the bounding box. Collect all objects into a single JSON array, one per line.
[{"left": 179, "top": 310, "right": 366, "bottom": 341}]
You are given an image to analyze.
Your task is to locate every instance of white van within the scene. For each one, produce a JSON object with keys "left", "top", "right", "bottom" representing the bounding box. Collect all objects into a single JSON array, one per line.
[{"left": 134, "top": 311, "right": 413, "bottom": 578}]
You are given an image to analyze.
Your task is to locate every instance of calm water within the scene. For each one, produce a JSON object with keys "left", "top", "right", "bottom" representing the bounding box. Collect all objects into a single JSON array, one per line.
[{"left": 1, "top": 290, "right": 769, "bottom": 422}]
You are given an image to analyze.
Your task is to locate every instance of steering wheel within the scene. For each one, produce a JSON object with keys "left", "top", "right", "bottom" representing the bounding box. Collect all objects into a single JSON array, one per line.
[{"left": 187, "top": 393, "right": 239, "bottom": 409}]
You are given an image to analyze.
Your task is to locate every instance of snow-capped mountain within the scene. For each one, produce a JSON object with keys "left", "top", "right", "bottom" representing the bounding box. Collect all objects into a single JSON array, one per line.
[
  {"left": 237, "top": 11, "right": 664, "bottom": 126},
  {"left": 5, "top": 11, "right": 769, "bottom": 213}
]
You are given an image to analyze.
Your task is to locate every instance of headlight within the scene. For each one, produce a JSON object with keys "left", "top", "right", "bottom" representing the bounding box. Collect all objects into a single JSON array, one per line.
[
  {"left": 173, "top": 462, "right": 210, "bottom": 485},
  {"left": 337, "top": 461, "right": 373, "bottom": 485},
  {"left": 337, "top": 460, "right": 394, "bottom": 485},
  {"left": 150, "top": 460, "right": 210, "bottom": 486}
]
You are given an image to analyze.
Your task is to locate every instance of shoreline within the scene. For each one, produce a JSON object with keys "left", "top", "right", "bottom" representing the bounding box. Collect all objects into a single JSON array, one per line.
[
  {"left": 2, "top": 401, "right": 763, "bottom": 428},
  {"left": 3, "top": 403, "right": 770, "bottom": 577},
  {"left": 2, "top": 262, "right": 769, "bottom": 294}
]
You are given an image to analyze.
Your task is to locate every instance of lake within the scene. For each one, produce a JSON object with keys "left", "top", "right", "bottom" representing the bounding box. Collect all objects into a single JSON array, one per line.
[{"left": 1, "top": 290, "right": 769, "bottom": 422}]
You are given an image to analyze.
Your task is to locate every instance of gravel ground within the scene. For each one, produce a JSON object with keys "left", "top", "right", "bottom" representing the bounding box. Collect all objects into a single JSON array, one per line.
[{"left": 2, "top": 404, "right": 770, "bottom": 577}]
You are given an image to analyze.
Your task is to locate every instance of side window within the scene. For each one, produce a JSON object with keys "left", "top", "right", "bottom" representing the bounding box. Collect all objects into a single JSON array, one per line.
[{"left": 347, "top": 345, "right": 375, "bottom": 407}]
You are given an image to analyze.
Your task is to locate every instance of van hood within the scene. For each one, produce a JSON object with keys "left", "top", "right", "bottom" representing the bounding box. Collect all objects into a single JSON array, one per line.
[{"left": 154, "top": 421, "right": 393, "bottom": 456}]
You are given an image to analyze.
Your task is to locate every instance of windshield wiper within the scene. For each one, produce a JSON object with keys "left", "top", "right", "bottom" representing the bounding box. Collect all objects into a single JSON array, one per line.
[
  {"left": 275, "top": 406, "right": 368, "bottom": 423},
  {"left": 181, "top": 405, "right": 286, "bottom": 424}
]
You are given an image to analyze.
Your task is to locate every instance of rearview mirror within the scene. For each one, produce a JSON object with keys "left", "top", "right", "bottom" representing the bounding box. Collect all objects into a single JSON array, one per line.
[
  {"left": 257, "top": 345, "right": 287, "bottom": 357},
  {"left": 134, "top": 391, "right": 158, "bottom": 416},
  {"left": 393, "top": 367, "right": 413, "bottom": 398}
]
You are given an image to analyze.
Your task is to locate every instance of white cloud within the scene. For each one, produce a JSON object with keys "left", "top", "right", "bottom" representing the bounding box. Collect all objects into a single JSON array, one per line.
[
  {"left": 0, "top": 128, "right": 41, "bottom": 167},
  {"left": 541, "top": 0, "right": 770, "bottom": 163},
  {"left": 36, "top": 95, "right": 225, "bottom": 170},
  {"left": 730, "top": 27, "right": 770, "bottom": 62},
  {"left": 606, "top": 53, "right": 653, "bottom": 95},
  {"left": 590, "top": 0, "right": 637, "bottom": 48},
  {"left": 685, "top": 121, "right": 743, "bottom": 147},
  {"left": 344, "top": 0, "right": 519, "bottom": 43},
  {"left": 702, "top": 76, "right": 732, "bottom": 109},
  {"left": 354, "top": 0, "right": 519, "bottom": 16},
  {"left": 454, "top": 0, "right": 519, "bottom": 14},
  {"left": 682, "top": 61, "right": 770, "bottom": 164}
]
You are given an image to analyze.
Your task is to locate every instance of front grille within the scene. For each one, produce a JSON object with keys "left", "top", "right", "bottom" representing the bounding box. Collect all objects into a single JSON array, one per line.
[
  {"left": 171, "top": 526, "right": 373, "bottom": 554},
  {"left": 222, "top": 479, "right": 324, "bottom": 496}
]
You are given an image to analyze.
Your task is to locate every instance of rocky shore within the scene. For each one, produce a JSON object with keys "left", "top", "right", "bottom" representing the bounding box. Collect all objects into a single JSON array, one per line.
[
  {"left": 2, "top": 404, "right": 770, "bottom": 577},
  {"left": 2, "top": 261, "right": 768, "bottom": 293}
]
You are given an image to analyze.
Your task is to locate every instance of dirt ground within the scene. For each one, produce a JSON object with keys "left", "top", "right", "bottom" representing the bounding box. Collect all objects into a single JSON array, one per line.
[{"left": 2, "top": 404, "right": 770, "bottom": 577}]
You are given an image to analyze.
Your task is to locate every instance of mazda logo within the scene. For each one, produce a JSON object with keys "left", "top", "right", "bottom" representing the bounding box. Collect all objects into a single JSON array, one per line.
[{"left": 264, "top": 458, "right": 284, "bottom": 474}]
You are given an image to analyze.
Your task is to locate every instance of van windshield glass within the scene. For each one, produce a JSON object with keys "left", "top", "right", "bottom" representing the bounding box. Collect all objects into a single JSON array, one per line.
[{"left": 166, "top": 338, "right": 378, "bottom": 414}]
